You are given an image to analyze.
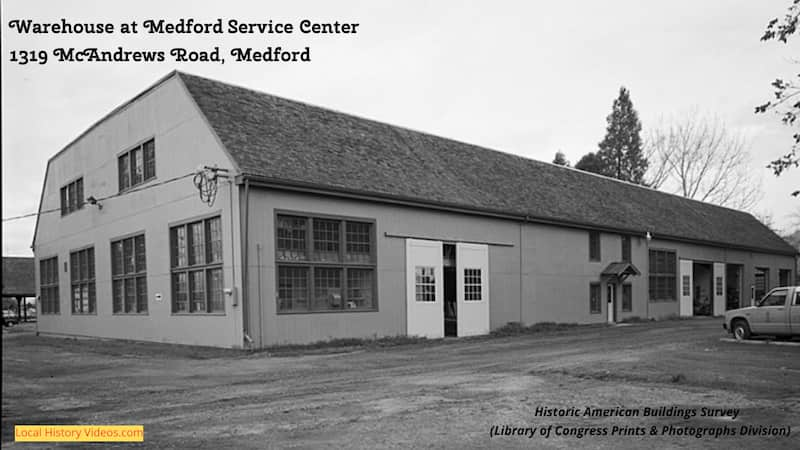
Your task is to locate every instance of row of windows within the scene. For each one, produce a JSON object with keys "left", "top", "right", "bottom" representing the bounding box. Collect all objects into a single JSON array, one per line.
[
  {"left": 59, "top": 139, "right": 157, "bottom": 220},
  {"left": 277, "top": 214, "right": 376, "bottom": 313},
  {"left": 413, "top": 266, "right": 484, "bottom": 303},
  {"left": 588, "top": 231, "right": 632, "bottom": 262},
  {"left": 39, "top": 216, "right": 223, "bottom": 316}
]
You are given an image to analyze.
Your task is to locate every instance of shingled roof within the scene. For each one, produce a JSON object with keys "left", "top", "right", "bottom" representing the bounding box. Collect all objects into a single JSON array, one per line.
[
  {"left": 2, "top": 257, "right": 35, "bottom": 297},
  {"left": 178, "top": 72, "right": 796, "bottom": 256}
]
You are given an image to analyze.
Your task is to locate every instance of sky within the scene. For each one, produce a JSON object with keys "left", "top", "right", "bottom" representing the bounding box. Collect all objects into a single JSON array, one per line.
[{"left": 2, "top": 0, "right": 799, "bottom": 256}]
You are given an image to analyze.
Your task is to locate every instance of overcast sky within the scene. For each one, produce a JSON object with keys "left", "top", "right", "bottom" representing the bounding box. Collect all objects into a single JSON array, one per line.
[{"left": 2, "top": 0, "right": 798, "bottom": 256}]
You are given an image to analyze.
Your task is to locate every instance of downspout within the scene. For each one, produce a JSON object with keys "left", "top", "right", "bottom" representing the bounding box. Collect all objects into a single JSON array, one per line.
[
  {"left": 228, "top": 180, "right": 237, "bottom": 343},
  {"left": 519, "top": 217, "right": 525, "bottom": 324},
  {"left": 241, "top": 178, "right": 252, "bottom": 347}
]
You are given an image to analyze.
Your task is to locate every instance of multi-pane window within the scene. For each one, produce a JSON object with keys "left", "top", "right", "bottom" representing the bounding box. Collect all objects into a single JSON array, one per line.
[
  {"left": 278, "top": 266, "right": 309, "bottom": 311},
  {"left": 111, "top": 234, "right": 147, "bottom": 314},
  {"left": 276, "top": 216, "right": 307, "bottom": 261},
  {"left": 649, "top": 249, "right": 677, "bottom": 302},
  {"left": 415, "top": 266, "right": 436, "bottom": 302},
  {"left": 39, "top": 257, "right": 59, "bottom": 314},
  {"left": 70, "top": 247, "right": 95, "bottom": 314},
  {"left": 276, "top": 214, "right": 376, "bottom": 313},
  {"left": 621, "top": 235, "right": 631, "bottom": 262},
  {"left": 118, "top": 138, "right": 156, "bottom": 191},
  {"left": 622, "top": 284, "right": 632, "bottom": 312},
  {"left": 312, "top": 219, "right": 340, "bottom": 262},
  {"left": 715, "top": 277, "right": 724, "bottom": 296},
  {"left": 60, "top": 178, "right": 84, "bottom": 216},
  {"left": 589, "top": 231, "right": 601, "bottom": 261},
  {"left": 170, "top": 216, "right": 224, "bottom": 314},
  {"left": 313, "top": 267, "right": 343, "bottom": 310},
  {"left": 682, "top": 276, "right": 690, "bottom": 296},
  {"left": 590, "top": 283, "right": 601, "bottom": 313},
  {"left": 464, "top": 268, "right": 482, "bottom": 301}
]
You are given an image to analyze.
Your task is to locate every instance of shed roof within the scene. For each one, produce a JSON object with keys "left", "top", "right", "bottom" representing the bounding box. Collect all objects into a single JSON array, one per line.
[
  {"left": 2, "top": 257, "right": 35, "bottom": 297},
  {"left": 177, "top": 72, "right": 795, "bottom": 255}
]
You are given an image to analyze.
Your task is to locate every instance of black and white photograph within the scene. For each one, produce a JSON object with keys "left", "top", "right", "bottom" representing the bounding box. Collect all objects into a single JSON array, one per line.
[{"left": 2, "top": 0, "right": 799, "bottom": 448}]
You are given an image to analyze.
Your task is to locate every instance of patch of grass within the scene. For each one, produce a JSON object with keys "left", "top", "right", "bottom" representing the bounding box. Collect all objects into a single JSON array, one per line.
[
  {"left": 619, "top": 316, "right": 654, "bottom": 323},
  {"left": 263, "top": 335, "right": 429, "bottom": 356},
  {"left": 490, "top": 321, "right": 584, "bottom": 337}
]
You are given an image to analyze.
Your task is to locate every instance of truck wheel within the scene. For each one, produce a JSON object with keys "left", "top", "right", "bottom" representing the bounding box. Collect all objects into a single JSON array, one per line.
[{"left": 732, "top": 320, "right": 751, "bottom": 341}]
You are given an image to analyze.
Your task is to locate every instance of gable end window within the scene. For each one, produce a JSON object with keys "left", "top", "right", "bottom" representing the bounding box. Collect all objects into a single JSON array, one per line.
[
  {"left": 649, "top": 249, "right": 677, "bottom": 302},
  {"left": 276, "top": 213, "right": 376, "bottom": 313},
  {"left": 589, "top": 231, "right": 601, "bottom": 262},
  {"left": 70, "top": 247, "right": 96, "bottom": 314},
  {"left": 39, "top": 257, "right": 60, "bottom": 314},
  {"left": 60, "top": 178, "right": 84, "bottom": 216},
  {"left": 170, "top": 216, "right": 224, "bottom": 314},
  {"left": 118, "top": 138, "right": 155, "bottom": 192},
  {"left": 621, "top": 235, "right": 631, "bottom": 262}
]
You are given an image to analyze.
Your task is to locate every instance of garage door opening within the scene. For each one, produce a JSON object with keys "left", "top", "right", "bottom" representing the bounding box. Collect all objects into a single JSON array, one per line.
[
  {"left": 443, "top": 244, "right": 457, "bottom": 337},
  {"left": 692, "top": 262, "right": 713, "bottom": 316}
]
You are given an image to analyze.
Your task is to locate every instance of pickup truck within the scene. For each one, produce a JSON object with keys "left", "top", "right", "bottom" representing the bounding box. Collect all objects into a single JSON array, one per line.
[{"left": 724, "top": 286, "right": 800, "bottom": 340}]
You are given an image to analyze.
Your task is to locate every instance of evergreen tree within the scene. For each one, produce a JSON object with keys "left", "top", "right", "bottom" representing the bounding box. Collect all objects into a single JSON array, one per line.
[
  {"left": 574, "top": 152, "right": 610, "bottom": 176},
  {"left": 552, "top": 151, "right": 570, "bottom": 166},
  {"left": 596, "top": 87, "right": 648, "bottom": 184}
]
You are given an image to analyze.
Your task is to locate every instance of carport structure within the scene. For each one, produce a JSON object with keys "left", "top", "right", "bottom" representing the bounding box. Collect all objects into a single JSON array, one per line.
[{"left": 2, "top": 257, "right": 35, "bottom": 322}]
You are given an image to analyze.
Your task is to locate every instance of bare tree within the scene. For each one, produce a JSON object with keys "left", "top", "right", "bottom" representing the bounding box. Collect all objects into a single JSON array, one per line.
[{"left": 645, "top": 111, "right": 762, "bottom": 211}]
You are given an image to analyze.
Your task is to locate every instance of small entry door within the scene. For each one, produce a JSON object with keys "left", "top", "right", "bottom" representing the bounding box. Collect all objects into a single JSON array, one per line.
[
  {"left": 712, "top": 263, "right": 725, "bottom": 316},
  {"left": 679, "top": 259, "right": 693, "bottom": 317},
  {"left": 607, "top": 283, "right": 616, "bottom": 324},
  {"left": 406, "top": 239, "right": 444, "bottom": 338},
  {"left": 456, "top": 243, "right": 490, "bottom": 336}
]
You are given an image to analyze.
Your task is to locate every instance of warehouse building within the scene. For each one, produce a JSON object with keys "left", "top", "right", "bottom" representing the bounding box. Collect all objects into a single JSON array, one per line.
[{"left": 32, "top": 71, "right": 797, "bottom": 348}]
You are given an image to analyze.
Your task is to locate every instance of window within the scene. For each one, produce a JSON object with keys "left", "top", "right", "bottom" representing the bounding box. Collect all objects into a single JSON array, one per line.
[
  {"left": 589, "top": 231, "right": 601, "bottom": 261},
  {"left": 111, "top": 234, "right": 147, "bottom": 314},
  {"left": 70, "top": 247, "right": 95, "bottom": 314},
  {"left": 682, "top": 276, "right": 690, "bottom": 296},
  {"left": 118, "top": 138, "right": 155, "bottom": 191},
  {"left": 649, "top": 249, "right": 677, "bottom": 302},
  {"left": 276, "top": 213, "right": 376, "bottom": 313},
  {"left": 622, "top": 284, "right": 632, "bottom": 312},
  {"left": 170, "top": 217, "right": 223, "bottom": 314},
  {"left": 39, "top": 257, "right": 59, "bottom": 314},
  {"left": 715, "top": 277, "right": 723, "bottom": 296},
  {"left": 60, "top": 178, "right": 84, "bottom": 216},
  {"left": 621, "top": 235, "right": 631, "bottom": 262},
  {"left": 795, "top": 292, "right": 800, "bottom": 306},
  {"left": 590, "top": 283, "right": 601, "bottom": 313},
  {"left": 464, "top": 268, "right": 482, "bottom": 301},
  {"left": 760, "top": 289, "right": 787, "bottom": 307},
  {"left": 415, "top": 266, "right": 436, "bottom": 302},
  {"left": 779, "top": 269, "right": 792, "bottom": 287},
  {"left": 754, "top": 268, "right": 769, "bottom": 301}
]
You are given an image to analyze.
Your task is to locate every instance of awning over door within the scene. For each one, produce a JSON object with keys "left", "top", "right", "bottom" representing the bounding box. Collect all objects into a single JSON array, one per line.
[{"left": 601, "top": 262, "right": 641, "bottom": 283}]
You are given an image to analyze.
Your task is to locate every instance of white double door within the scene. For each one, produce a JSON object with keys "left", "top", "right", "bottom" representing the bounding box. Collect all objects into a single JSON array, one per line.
[{"left": 405, "top": 239, "right": 489, "bottom": 338}]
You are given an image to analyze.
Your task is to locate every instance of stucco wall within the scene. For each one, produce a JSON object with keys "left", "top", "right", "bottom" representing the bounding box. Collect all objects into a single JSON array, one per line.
[{"left": 34, "top": 76, "right": 244, "bottom": 348}]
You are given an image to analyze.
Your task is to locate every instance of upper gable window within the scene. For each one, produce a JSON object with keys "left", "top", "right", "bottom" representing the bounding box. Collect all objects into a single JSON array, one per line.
[
  {"left": 589, "top": 231, "right": 601, "bottom": 262},
  {"left": 60, "top": 178, "right": 84, "bottom": 216},
  {"left": 118, "top": 139, "right": 155, "bottom": 191}
]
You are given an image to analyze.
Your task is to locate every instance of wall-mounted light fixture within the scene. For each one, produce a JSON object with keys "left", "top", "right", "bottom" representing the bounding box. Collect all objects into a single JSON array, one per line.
[
  {"left": 646, "top": 231, "right": 652, "bottom": 241},
  {"left": 87, "top": 196, "right": 102, "bottom": 210}
]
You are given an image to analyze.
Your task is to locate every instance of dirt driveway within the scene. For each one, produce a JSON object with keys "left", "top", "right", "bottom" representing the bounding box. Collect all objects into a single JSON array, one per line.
[{"left": 2, "top": 319, "right": 799, "bottom": 449}]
